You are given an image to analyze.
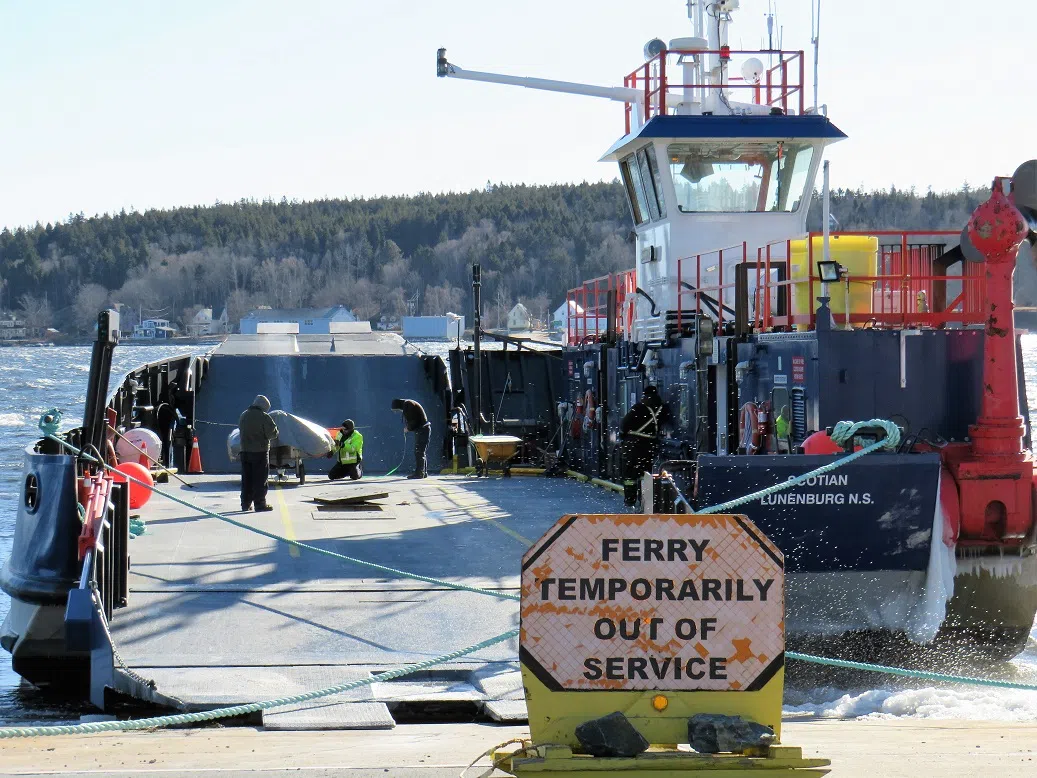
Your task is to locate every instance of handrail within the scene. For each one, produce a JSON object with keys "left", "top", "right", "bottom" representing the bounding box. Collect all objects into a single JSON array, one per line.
[
  {"left": 74, "top": 475, "right": 130, "bottom": 624},
  {"left": 735, "top": 231, "right": 978, "bottom": 331},
  {"left": 677, "top": 242, "right": 746, "bottom": 335},
  {"left": 565, "top": 269, "right": 636, "bottom": 345},
  {"left": 624, "top": 49, "right": 806, "bottom": 132},
  {"left": 568, "top": 231, "right": 982, "bottom": 341}
]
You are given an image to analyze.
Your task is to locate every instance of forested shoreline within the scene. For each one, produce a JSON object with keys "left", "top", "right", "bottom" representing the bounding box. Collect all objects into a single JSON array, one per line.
[{"left": 0, "top": 181, "right": 1012, "bottom": 334}]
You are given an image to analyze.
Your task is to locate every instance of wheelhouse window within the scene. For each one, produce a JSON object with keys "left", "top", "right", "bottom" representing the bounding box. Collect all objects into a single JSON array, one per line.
[
  {"left": 635, "top": 147, "right": 663, "bottom": 221},
  {"left": 620, "top": 145, "right": 667, "bottom": 226},
  {"left": 644, "top": 146, "right": 667, "bottom": 219},
  {"left": 668, "top": 141, "right": 815, "bottom": 213},
  {"left": 619, "top": 156, "right": 649, "bottom": 225}
]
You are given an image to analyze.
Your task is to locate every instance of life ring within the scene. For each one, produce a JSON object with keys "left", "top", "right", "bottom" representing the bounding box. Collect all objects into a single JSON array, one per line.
[{"left": 739, "top": 402, "right": 761, "bottom": 454}]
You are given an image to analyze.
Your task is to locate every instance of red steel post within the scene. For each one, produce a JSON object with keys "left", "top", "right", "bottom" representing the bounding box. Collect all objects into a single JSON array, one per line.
[
  {"left": 969, "top": 181, "right": 1029, "bottom": 455},
  {"left": 944, "top": 180, "right": 1034, "bottom": 543}
]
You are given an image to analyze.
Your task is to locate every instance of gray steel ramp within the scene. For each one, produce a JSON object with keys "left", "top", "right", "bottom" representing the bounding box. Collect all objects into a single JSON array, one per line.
[
  {"left": 192, "top": 353, "right": 446, "bottom": 475},
  {"left": 110, "top": 473, "right": 622, "bottom": 728}
]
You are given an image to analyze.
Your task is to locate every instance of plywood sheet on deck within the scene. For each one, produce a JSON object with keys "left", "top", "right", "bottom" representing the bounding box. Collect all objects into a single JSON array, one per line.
[{"left": 312, "top": 489, "right": 390, "bottom": 505}]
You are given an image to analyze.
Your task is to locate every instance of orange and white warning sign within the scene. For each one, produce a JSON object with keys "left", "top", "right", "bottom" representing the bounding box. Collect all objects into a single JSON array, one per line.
[{"left": 520, "top": 514, "right": 784, "bottom": 692}]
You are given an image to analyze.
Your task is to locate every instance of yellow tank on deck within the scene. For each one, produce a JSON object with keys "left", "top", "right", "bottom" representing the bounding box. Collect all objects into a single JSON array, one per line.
[{"left": 789, "top": 235, "right": 878, "bottom": 328}]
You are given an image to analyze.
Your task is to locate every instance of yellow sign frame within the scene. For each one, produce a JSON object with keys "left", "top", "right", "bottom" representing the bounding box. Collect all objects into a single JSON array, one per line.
[{"left": 520, "top": 513, "right": 786, "bottom": 750}]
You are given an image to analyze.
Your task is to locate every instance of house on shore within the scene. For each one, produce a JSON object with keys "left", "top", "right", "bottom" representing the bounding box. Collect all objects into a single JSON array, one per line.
[
  {"left": 0, "top": 315, "right": 27, "bottom": 340},
  {"left": 186, "top": 308, "right": 229, "bottom": 336},
  {"left": 239, "top": 305, "right": 357, "bottom": 335},
  {"left": 507, "top": 303, "right": 533, "bottom": 333},
  {"left": 132, "top": 318, "right": 177, "bottom": 340}
]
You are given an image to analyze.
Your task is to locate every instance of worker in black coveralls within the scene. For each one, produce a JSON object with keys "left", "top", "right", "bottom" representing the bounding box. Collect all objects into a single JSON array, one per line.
[
  {"left": 620, "top": 384, "right": 671, "bottom": 507},
  {"left": 391, "top": 398, "right": 431, "bottom": 479},
  {"left": 238, "top": 394, "right": 279, "bottom": 512}
]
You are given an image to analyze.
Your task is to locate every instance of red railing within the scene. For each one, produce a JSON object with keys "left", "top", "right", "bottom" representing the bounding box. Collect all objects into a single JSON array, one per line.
[
  {"left": 676, "top": 242, "right": 747, "bottom": 336},
  {"left": 676, "top": 231, "right": 985, "bottom": 332},
  {"left": 565, "top": 270, "right": 637, "bottom": 345},
  {"left": 624, "top": 49, "right": 806, "bottom": 134}
]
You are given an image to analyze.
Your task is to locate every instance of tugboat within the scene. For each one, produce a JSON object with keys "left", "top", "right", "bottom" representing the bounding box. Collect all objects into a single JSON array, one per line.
[
  {"left": 438, "top": 0, "right": 1037, "bottom": 659},
  {"left": 2, "top": 0, "right": 1037, "bottom": 717}
]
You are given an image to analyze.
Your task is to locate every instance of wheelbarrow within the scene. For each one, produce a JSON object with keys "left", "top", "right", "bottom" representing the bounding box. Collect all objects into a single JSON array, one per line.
[{"left": 469, "top": 434, "right": 523, "bottom": 477}]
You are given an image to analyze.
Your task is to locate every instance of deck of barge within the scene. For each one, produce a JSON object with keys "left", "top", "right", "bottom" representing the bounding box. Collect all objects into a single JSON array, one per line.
[{"left": 110, "top": 473, "right": 620, "bottom": 729}]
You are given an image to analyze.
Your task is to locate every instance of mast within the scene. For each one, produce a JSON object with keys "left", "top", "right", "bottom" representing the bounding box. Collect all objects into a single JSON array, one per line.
[{"left": 811, "top": 0, "right": 821, "bottom": 109}]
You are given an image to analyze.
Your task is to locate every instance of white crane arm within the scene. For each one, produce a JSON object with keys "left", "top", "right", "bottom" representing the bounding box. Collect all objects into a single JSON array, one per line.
[{"left": 437, "top": 49, "right": 643, "bottom": 105}]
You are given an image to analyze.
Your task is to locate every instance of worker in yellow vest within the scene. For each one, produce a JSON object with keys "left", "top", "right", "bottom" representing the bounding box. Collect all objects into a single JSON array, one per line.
[{"left": 329, "top": 419, "right": 364, "bottom": 481}]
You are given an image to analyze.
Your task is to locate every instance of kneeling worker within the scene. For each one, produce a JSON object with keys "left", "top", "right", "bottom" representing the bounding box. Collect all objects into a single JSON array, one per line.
[{"left": 329, "top": 419, "right": 363, "bottom": 481}]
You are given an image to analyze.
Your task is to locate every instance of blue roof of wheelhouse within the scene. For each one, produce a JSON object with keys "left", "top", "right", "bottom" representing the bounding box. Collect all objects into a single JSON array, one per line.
[{"left": 602, "top": 114, "right": 846, "bottom": 159}]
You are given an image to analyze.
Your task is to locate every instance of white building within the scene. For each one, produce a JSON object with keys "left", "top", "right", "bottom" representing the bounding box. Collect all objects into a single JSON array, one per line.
[
  {"left": 0, "top": 315, "right": 27, "bottom": 340},
  {"left": 552, "top": 300, "right": 606, "bottom": 337},
  {"left": 402, "top": 313, "right": 464, "bottom": 341},
  {"left": 239, "top": 305, "right": 357, "bottom": 335},
  {"left": 507, "top": 303, "right": 532, "bottom": 332},
  {"left": 186, "top": 307, "right": 229, "bottom": 336}
]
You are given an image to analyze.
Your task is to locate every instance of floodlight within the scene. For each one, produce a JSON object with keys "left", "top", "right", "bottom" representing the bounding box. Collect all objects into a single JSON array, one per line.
[
  {"left": 644, "top": 38, "right": 666, "bottom": 60},
  {"left": 817, "top": 260, "right": 843, "bottom": 283}
]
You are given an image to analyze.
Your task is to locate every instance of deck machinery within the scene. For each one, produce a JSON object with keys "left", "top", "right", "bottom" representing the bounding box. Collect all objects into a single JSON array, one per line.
[{"left": 439, "top": 0, "right": 1037, "bottom": 658}]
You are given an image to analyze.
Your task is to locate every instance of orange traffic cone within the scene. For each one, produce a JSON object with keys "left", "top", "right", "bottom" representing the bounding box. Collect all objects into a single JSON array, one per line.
[{"left": 188, "top": 437, "right": 203, "bottom": 474}]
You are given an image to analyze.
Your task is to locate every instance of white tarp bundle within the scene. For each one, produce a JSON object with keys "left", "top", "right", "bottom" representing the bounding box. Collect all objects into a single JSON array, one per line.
[{"left": 227, "top": 410, "right": 335, "bottom": 461}]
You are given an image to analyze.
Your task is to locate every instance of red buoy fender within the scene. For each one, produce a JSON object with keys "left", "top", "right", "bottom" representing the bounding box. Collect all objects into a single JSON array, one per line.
[
  {"left": 802, "top": 430, "right": 844, "bottom": 455},
  {"left": 113, "top": 462, "right": 154, "bottom": 509}
]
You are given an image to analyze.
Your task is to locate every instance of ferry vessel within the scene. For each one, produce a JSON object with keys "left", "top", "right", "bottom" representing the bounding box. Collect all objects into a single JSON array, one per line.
[
  {"left": 2, "top": 0, "right": 1037, "bottom": 715},
  {"left": 435, "top": 0, "right": 1037, "bottom": 660}
]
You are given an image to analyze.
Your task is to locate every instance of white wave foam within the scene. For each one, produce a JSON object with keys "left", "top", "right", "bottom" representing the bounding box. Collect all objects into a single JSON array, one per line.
[
  {"left": 0, "top": 413, "right": 24, "bottom": 427},
  {"left": 784, "top": 684, "right": 1037, "bottom": 721}
]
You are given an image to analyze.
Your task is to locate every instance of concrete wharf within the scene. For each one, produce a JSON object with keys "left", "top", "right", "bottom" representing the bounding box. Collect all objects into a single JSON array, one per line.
[
  {"left": 110, "top": 473, "right": 620, "bottom": 729},
  {"left": 3, "top": 720, "right": 1036, "bottom": 777}
]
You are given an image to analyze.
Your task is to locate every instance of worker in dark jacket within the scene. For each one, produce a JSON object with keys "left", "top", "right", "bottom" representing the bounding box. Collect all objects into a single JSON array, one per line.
[
  {"left": 238, "top": 394, "right": 279, "bottom": 512},
  {"left": 620, "top": 384, "right": 671, "bottom": 507},
  {"left": 391, "top": 398, "right": 430, "bottom": 479}
]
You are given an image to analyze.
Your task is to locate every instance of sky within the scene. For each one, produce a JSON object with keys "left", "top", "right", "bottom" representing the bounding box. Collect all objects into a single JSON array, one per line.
[{"left": 0, "top": 0, "right": 1033, "bottom": 230}]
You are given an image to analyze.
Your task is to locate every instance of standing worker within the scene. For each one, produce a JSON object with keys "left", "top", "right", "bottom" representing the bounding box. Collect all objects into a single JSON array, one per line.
[
  {"left": 238, "top": 394, "right": 279, "bottom": 512},
  {"left": 329, "top": 419, "right": 364, "bottom": 481},
  {"left": 391, "top": 398, "right": 430, "bottom": 479},
  {"left": 620, "top": 384, "right": 671, "bottom": 508}
]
